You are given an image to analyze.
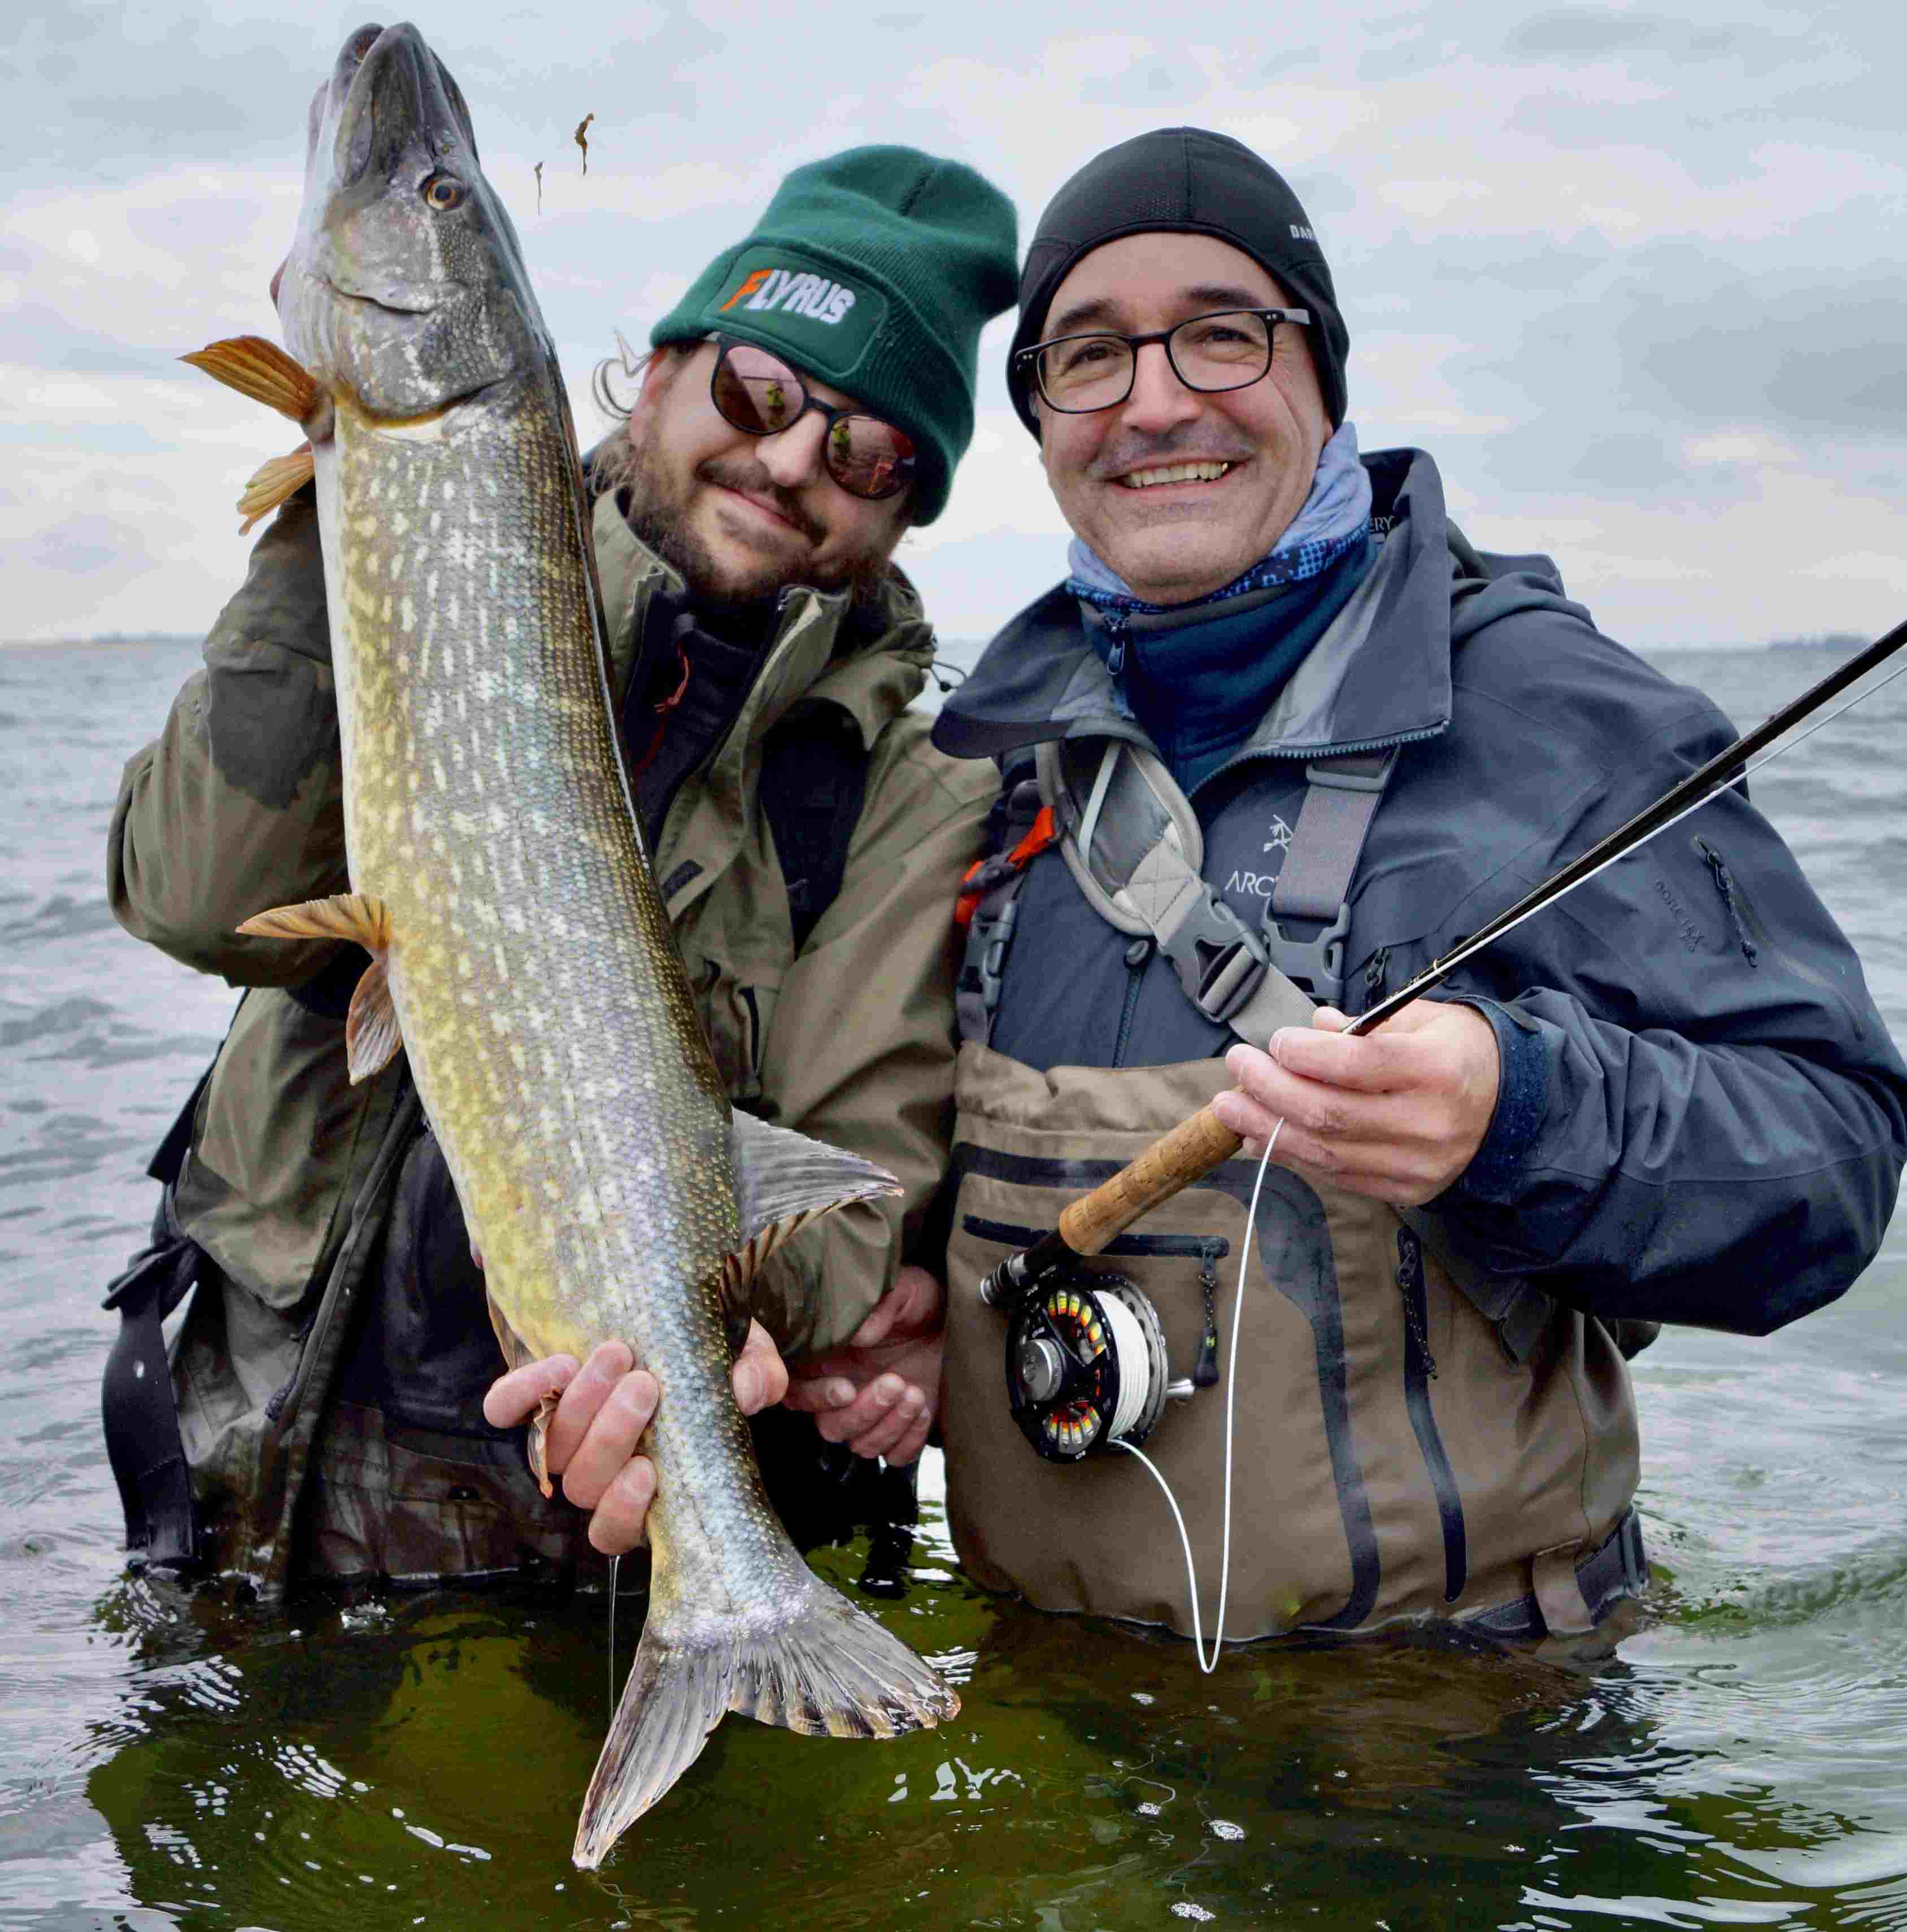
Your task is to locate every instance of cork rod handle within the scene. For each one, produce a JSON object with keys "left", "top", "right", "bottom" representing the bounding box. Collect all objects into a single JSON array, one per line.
[{"left": 1056, "top": 1105, "right": 1245, "bottom": 1257}]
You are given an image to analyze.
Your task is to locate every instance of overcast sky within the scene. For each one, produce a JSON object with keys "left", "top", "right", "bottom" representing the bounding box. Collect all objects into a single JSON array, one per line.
[{"left": 8, "top": 0, "right": 1906, "bottom": 647}]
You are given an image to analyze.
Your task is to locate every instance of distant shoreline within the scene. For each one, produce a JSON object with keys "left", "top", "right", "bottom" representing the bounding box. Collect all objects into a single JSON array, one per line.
[{"left": 0, "top": 634, "right": 200, "bottom": 652}]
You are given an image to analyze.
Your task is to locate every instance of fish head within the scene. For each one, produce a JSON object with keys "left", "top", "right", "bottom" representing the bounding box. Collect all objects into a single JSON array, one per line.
[{"left": 278, "top": 22, "right": 547, "bottom": 423}]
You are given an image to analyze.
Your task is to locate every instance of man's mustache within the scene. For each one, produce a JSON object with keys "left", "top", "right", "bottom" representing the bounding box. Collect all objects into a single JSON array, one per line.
[
  {"left": 699, "top": 457, "right": 826, "bottom": 545},
  {"left": 1089, "top": 429, "right": 1256, "bottom": 480}
]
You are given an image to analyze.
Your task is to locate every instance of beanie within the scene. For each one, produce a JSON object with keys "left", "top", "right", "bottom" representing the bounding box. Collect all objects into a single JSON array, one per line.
[
  {"left": 652, "top": 146, "right": 1018, "bottom": 525},
  {"left": 1007, "top": 128, "right": 1349, "bottom": 437}
]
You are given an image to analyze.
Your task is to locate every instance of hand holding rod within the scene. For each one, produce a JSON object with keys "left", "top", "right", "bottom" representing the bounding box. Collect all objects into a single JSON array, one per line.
[{"left": 991, "top": 613, "right": 1907, "bottom": 1290}]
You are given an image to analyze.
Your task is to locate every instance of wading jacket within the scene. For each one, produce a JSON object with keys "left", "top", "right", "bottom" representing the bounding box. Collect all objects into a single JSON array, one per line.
[
  {"left": 107, "top": 486, "right": 991, "bottom": 1595},
  {"left": 926, "top": 446, "right": 1907, "bottom": 1642}
]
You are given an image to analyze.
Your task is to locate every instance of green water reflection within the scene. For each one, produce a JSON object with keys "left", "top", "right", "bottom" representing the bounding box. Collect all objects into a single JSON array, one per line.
[{"left": 76, "top": 1515, "right": 1889, "bottom": 1932}]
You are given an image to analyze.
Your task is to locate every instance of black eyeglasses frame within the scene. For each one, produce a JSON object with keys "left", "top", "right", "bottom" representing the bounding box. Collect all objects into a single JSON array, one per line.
[
  {"left": 707, "top": 334, "right": 916, "bottom": 501},
  {"left": 1012, "top": 307, "right": 1313, "bottom": 415}
]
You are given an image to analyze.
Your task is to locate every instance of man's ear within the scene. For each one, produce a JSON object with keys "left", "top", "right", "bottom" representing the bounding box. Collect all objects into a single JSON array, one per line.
[{"left": 632, "top": 342, "right": 686, "bottom": 418}]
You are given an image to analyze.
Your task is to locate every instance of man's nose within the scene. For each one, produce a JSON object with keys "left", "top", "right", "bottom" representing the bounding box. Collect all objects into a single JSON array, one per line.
[
  {"left": 1117, "top": 340, "right": 1202, "bottom": 435},
  {"left": 756, "top": 411, "right": 829, "bottom": 490}
]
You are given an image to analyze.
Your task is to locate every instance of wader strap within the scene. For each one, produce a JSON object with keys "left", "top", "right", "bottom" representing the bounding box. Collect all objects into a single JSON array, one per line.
[
  {"left": 954, "top": 774, "right": 1050, "bottom": 1044},
  {"left": 99, "top": 1055, "right": 221, "bottom": 1569},
  {"left": 1260, "top": 751, "right": 1396, "bottom": 1008}
]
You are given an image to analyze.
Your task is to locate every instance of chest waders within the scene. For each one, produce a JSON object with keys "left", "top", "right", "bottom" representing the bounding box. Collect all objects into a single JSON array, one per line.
[{"left": 944, "top": 733, "right": 1644, "bottom": 1643}]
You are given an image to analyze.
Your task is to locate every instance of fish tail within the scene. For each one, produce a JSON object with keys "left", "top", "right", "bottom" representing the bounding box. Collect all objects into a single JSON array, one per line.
[{"left": 571, "top": 1577, "right": 957, "bottom": 1869}]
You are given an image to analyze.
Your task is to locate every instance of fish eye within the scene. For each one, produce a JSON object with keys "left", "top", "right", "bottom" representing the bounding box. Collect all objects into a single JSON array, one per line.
[{"left": 421, "top": 173, "right": 465, "bottom": 212}]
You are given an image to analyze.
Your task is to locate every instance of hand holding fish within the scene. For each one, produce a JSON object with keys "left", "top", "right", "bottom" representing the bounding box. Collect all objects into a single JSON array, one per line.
[
  {"left": 782, "top": 1264, "right": 944, "bottom": 1467},
  {"left": 1212, "top": 1002, "right": 1501, "bottom": 1206},
  {"left": 483, "top": 1323, "right": 791, "bottom": 1556}
]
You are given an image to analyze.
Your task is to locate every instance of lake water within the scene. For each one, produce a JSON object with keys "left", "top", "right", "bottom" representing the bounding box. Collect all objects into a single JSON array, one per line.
[{"left": 3, "top": 635, "right": 1905, "bottom": 1931}]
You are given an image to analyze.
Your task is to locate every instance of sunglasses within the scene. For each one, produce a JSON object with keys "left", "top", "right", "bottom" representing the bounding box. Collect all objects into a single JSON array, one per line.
[{"left": 709, "top": 336, "right": 916, "bottom": 501}]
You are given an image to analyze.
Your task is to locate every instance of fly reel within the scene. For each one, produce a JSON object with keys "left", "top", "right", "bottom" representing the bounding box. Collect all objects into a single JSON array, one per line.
[{"left": 1003, "top": 1268, "right": 1171, "bottom": 1462}]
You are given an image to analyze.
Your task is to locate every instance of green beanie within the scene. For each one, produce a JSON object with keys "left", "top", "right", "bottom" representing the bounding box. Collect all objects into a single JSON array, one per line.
[{"left": 651, "top": 146, "right": 1018, "bottom": 525}]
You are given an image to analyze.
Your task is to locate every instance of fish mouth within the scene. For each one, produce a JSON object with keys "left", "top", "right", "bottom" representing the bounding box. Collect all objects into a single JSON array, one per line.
[
  {"left": 321, "top": 276, "right": 439, "bottom": 317},
  {"left": 330, "top": 21, "right": 479, "bottom": 194}
]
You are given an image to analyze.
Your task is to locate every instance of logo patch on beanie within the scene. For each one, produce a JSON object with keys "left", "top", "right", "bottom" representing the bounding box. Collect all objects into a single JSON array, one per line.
[{"left": 704, "top": 246, "right": 885, "bottom": 382}]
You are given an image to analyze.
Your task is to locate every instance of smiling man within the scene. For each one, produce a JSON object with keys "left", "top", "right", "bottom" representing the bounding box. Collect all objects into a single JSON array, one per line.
[
  {"left": 104, "top": 147, "right": 1016, "bottom": 1592},
  {"left": 914, "top": 128, "right": 1907, "bottom": 1648}
]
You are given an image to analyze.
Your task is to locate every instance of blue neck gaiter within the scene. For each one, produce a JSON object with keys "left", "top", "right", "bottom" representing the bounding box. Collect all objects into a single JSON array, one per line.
[{"left": 1068, "top": 425, "right": 1377, "bottom": 793}]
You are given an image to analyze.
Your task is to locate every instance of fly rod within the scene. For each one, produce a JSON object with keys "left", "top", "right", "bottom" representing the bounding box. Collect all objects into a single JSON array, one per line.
[{"left": 987, "top": 612, "right": 1907, "bottom": 1293}]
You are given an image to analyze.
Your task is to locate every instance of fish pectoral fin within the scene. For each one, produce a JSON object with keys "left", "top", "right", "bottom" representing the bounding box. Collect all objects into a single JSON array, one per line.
[
  {"left": 181, "top": 335, "right": 324, "bottom": 428},
  {"left": 237, "top": 444, "right": 316, "bottom": 533},
  {"left": 724, "top": 1111, "right": 902, "bottom": 1290},
  {"left": 238, "top": 895, "right": 400, "bottom": 1084},
  {"left": 345, "top": 954, "right": 403, "bottom": 1083},
  {"left": 484, "top": 1289, "right": 557, "bottom": 1500},
  {"left": 236, "top": 891, "right": 391, "bottom": 950}
]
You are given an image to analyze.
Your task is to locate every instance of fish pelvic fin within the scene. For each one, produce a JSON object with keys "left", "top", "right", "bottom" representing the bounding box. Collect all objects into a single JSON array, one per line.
[
  {"left": 236, "top": 893, "right": 401, "bottom": 1083},
  {"left": 571, "top": 1573, "right": 957, "bottom": 1869},
  {"left": 484, "top": 1289, "right": 559, "bottom": 1499},
  {"left": 238, "top": 444, "right": 316, "bottom": 532},
  {"left": 182, "top": 336, "right": 324, "bottom": 426},
  {"left": 723, "top": 1111, "right": 902, "bottom": 1293}
]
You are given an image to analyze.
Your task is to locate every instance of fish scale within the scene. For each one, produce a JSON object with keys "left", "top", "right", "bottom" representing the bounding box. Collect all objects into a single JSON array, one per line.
[
  {"left": 188, "top": 16, "right": 955, "bottom": 1872},
  {"left": 330, "top": 390, "right": 737, "bottom": 1345}
]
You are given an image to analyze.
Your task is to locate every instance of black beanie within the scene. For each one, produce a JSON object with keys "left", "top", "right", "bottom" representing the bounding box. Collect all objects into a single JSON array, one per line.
[{"left": 1007, "top": 127, "right": 1349, "bottom": 437}]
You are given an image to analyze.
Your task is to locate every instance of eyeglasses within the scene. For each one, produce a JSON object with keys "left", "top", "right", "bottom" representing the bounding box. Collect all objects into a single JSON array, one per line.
[
  {"left": 708, "top": 335, "right": 916, "bottom": 500},
  {"left": 1013, "top": 308, "right": 1312, "bottom": 415}
]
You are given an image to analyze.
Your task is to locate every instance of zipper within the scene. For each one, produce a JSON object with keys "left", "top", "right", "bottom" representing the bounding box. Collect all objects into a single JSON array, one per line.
[
  {"left": 1362, "top": 944, "right": 1391, "bottom": 1006},
  {"left": 1113, "top": 937, "right": 1151, "bottom": 1066},
  {"left": 1395, "top": 1227, "right": 1467, "bottom": 1604},
  {"left": 1695, "top": 838, "right": 1758, "bottom": 965}
]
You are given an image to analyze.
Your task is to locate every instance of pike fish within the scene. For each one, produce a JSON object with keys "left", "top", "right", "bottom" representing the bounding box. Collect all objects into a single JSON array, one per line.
[{"left": 185, "top": 20, "right": 956, "bottom": 1867}]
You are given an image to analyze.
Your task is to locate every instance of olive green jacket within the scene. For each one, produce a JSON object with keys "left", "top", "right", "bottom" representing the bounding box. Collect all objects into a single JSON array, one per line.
[{"left": 107, "top": 485, "right": 991, "bottom": 1590}]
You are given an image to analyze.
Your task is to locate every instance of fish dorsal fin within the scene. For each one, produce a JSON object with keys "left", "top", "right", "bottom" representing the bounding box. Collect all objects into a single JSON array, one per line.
[
  {"left": 238, "top": 444, "right": 316, "bottom": 531},
  {"left": 182, "top": 335, "right": 323, "bottom": 425},
  {"left": 722, "top": 1111, "right": 902, "bottom": 1293},
  {"left": 236, "top": 893, "right": 402, "bottom": 1084}
]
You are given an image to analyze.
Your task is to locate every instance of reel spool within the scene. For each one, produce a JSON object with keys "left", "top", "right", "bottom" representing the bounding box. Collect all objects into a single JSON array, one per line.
[{"left": 1004, "top": 1269, "right": 1170, "bottom": 1462}]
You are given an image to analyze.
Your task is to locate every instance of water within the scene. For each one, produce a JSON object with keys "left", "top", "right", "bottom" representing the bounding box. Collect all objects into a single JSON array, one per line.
[{"left": 3, "top": 636, "right": 1906, "bottom": 1930}]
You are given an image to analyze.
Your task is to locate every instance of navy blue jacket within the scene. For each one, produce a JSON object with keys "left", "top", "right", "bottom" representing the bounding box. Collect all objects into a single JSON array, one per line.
[{"left": 933, "top": 448, "right": 1907, "bottom": 1335}]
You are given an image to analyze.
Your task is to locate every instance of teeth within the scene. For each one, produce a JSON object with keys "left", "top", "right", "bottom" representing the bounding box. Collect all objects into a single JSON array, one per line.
[{"left": 1118, "top": 461, "right": 1232, "bottom": 489}]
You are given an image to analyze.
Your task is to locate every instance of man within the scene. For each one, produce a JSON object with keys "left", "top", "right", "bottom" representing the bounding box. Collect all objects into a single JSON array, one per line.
[
  {"left": 912, "top": 127, "right": 1907, "bottom": 1646},
  {"left": 103, "top": 146, "right": 1015, "bottom": 1593}
]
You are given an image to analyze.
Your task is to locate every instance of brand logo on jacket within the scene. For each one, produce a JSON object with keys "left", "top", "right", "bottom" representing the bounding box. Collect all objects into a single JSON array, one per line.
[{"left": 1224, "top": 815, "right": 1295, "bottom": 900}]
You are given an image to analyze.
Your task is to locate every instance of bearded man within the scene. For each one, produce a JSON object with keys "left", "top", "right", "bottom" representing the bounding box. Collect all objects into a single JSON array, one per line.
[{"left": 103, "top": 147, "right": 1016, "bottom": 1594}]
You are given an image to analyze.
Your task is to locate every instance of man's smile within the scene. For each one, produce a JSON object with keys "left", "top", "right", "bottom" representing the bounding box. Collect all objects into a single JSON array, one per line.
[{"left": 1115, "top": 459, "right": 1237, "bottom": 490}]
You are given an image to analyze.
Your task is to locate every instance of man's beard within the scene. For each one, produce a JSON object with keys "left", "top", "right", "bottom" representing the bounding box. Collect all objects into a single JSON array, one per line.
[{"left": 594, "top": 421, "right": 899, "bottom": 620}]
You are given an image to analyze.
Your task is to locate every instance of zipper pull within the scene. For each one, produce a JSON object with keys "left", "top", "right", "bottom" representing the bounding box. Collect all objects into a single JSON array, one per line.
[
  {"left": 1101, "top": 608, "right": 1127, "bottom": 679},
  {"left": 1192, "top": 1240, "right": 1222, "bottom": 1388}
]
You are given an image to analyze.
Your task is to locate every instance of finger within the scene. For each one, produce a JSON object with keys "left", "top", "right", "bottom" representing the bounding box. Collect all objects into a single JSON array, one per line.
[
  {"left": 541, "top": 1340, "right": 635, "bottom": 1472},
  {"left": 781, "top": 1371, "right": 860, "bottom": 1415},
  {"left": 1262, "top": 1024, "right": 1422, "bottom": 1094},
  {"left": 812, "top": 1373, "right": 910, "bottom": 1446},
  {"left": 561, "top": 1366, "right": 661, "bottom": 1507},
  {"left": 848, "top": 1264, "right": 940, "bottom": 1347},
  {"left": 731, "top": 1320, "right": 788, "bottom": 1414},
  {"left": 586, "top": 1454, "right": 657, "bottom": 1557},
  {"left": 482, "top": 1353, "right": 579, "bottom": 1429},
  {"left": 846, "top": 1385, "right": 929, "bottom": 1461},
  {"left": 865, "top": 1401, "right": 933, "bottom": 1467}
]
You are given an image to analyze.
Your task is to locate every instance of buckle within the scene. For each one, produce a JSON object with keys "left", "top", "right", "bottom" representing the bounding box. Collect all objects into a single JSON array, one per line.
[
  {"left": 1263, "top": 901, "right": 1351, "bottom": 1005},
  {"left": 1157, "top": 892, "right": 1268, "bottom": 1024}
]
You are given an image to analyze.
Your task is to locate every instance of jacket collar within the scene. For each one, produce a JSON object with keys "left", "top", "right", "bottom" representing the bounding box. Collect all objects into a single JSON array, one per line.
[{"left": 934, "top": 446, "right": 1457, "bottom": 765}]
